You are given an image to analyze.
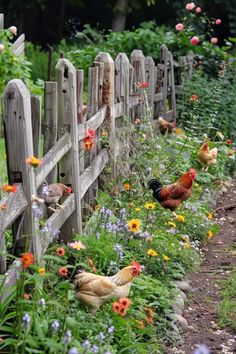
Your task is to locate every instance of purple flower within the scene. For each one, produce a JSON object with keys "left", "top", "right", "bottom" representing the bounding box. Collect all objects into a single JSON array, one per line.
[
  {"left": 38, "top": 298, "right": 45, "bottom": 306},
  {"left": 114, "top": 243, "right": 124, "bottom": 260},
  {"left": 108, "top": 325, "right": 115, "bottom": 334},
  {"left": 23, "top": 313, "right": 31, "bottom": 329},
  {"left": 32, "top": 202, "right": 43, "bottom": 218},
  {"left": 120, "top": 208, "right": 126, "bottom": 218},
  {"left": 140, "top": 231, "right": 150, "bottom": 239},
  {"left": 98, "top": 332, "right": 105, "bottom": 342},
  {"left": 51, "top": 320, "right": 60, "bottom": 333},
  {"left": 91, "top": 345, "right": 99, "bottom": 353},
  {"left": 68, "top": 348, "right": 79, "bottom": 354},
  {"left": 62, "top": 330, "right": 72, "bottom": 344},
  {"left": 82, "top": 340, "right": 90, "bottom": 349},
  {"left": 193, "top": 344, "right": 210, "bottom": 354}
]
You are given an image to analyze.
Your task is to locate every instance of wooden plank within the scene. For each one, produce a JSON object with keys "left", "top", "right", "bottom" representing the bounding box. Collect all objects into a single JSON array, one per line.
[
  {"left": 129, "top": 95, "right": 140, "bottom": 108},
  {"left": 94, "top": 52, "right": 116, "bottom": 179},
  {"left": 36, "top": 132, "right": 72, "bottom": 188},
  {"left": 80, "top": 149, "right": 109, "bottom": 199},
  {"left": 0, "top": 260, "right": 22, "bottom": 302},
  {"left": 130, "top": 49, "right": 146, "bottom": 90},
  {"left": 31, "top": 95, "right": 41, "bottom": 157},
  {"left": 2, "top": 79, "right": 41, "bottom": 260},
  {"left": 43, "top": 82, "right": 58, "bottom": 184},
  {"left": 154, "top": 93, "right": 163, "bottom": 102},
  {"left": 129, "top": 63, "right": 134, "bottom": 95},
  {"left": 165, "top": 110, "right": 175, "bottom": 119},
  {"left": 145, "top": 56, "right": 155, "bottom": 120},
  {"left": 160, "top": 44, "right": 168, "bottom": 118},
  {"left": 0, "top": 184, "right": 28, "bottom": 231},
  {"left": 167, "top": 50, "right": 176, "bottom": 120},
  {"left": 114, "top": 102, "right": 124, "bottom": 118},
  {"left": 0, "top": 13, "right": 4, "bottom": 29},
  {"left": 0, "top": 183, "right": 28, "bottom": 273},
  {"left": 56, "top": 58, "right": 82, "bottom": 239},
  {"left": 12, "top": 34, "right": 25, "bottom": 55},
  {"left": 77, "top": 105, "right": 106, "bottom": 141},
  {"left": 187, "top": 51, "right": 194, "bottom": 79},
  {"left": 76, "top": 70, "right": 85, "bottom": 123}
]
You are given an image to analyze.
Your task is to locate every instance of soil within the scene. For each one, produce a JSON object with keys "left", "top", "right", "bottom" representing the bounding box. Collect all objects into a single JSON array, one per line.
[{"left": 166, "top": 180, "right": 236, "bottom": 354}]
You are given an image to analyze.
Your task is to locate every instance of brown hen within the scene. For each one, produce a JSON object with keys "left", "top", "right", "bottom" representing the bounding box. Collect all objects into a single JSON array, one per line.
[{"left": 41, "top": 183, "right": 72, "bottom": 212}]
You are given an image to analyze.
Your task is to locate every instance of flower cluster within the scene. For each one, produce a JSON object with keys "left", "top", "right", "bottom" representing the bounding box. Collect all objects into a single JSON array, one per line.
[
  {"left": 83, "top": 128, "right": 95, "bottom": 151},
  {"left": 112, "top": 297, "right": 131, "bottom": 317}
]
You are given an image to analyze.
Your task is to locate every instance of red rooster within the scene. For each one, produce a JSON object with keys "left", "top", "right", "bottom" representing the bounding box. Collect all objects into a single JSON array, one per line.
[{"left": 148, "top": 168, "right": 197, "bottom": 213}]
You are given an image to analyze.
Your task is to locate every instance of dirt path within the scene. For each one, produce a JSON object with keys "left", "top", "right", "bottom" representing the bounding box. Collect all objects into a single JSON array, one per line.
[{"left": 167, "top": 180, "right": 236, "bottom": 354}]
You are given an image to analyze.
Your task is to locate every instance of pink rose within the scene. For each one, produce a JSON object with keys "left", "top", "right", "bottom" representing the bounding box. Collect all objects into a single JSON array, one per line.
[
  {"left": 195, "top": 7, "right": 201, "bottom": 13},
  {"left": 190, "top": 36, "right": 200, "bottom": 45},
  {"left": 186, "top": 2, "right": 195, "bottom": 10},
  {"left": 215, "top": 19, "right": 221, "bottom": 25},
  {"left": 211, "top": 37, "right": 218, "bottom": 44},
  {"left": 175, "top": 23, "right": 184, "bottom": 31},
  {"left": 0, "top": 44, "right": 4, "bottom": 52},
  {"left": 9, "top": 26, "right": 17, "bottom": 35}
]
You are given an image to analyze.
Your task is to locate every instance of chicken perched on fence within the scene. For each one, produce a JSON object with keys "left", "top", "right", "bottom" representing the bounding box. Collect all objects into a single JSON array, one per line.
[
  {"left": 198, "top": 142, "right": 218, "bottom": 171},
  {"left": 41, "top": 183, "right": 72, "bottom": 212},
  {"left": 157, "top": 117, "right": 176, "bottom": 135},
  {"left": 148, "top": 168, "right": 197, "bottom": 213},
  {"left": 74, "top": 262, "right": 141, "bottom": 313}
]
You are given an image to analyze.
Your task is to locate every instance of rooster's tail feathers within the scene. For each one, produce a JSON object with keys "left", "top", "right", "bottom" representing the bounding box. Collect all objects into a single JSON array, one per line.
[{"left": 210, "top": 147, "right": 218, "bottom": 158}]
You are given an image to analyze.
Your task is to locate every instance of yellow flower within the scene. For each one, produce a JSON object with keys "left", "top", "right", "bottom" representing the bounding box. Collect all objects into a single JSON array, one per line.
[
  {"left": 144, "top": 203, "right": 156, "bottom": 210},
  {"left": 175, "top": 128, "right": 184, "bottom": 135},
  {"left": 167, "top": 221, "right": 176, "bottom": 228},
  {"left": 184, "top": 242, "right": 191, "bottom": 249},
  {"left": 123, "top": 183, "right": 131, "bottom": 191},
  {"left": 135, "top": 207, "right": 141, "bottom": 212},
  {"left": 127, "top": 219, "right": 141, "bottom": 233},
  {"left": 176, "top": 215, "right": 185, "bottom": 223},
  {"left": 207, "top": 213, "right": 214, "bottom": 219},
  {"left": 207, "top": 230, "right": 213, "bottom": 239},
  {"left": 38, "top": 268, "right": 45, "bottom": 275},
  {"left": 147, "top": 249, "right": 158, "bottom": 257},
  {"left": 95, "top": 204, "right": 100, "bottom": 211},
  {"left": 163, "top": 255, "right": 170, "bottom": 261}
]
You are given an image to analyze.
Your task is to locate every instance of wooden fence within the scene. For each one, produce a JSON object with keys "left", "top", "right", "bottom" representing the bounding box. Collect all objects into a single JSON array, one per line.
[
  {"left": 0, "top": 13, "right": 25, "bottom": 55},
  {"left": 0, "top": 44, "right": 194, "bottom": 298}
]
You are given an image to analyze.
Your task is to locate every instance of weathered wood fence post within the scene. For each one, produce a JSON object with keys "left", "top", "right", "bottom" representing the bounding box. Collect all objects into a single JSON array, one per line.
[
  {"left": 94, "top": 52, "right": 117, "bottom": 179},
  {"left": 56, "top": 59, "right": 82, "bottom": 239},
  {"left": 2, "top": 80, "right": 41, "bottom": 260}
]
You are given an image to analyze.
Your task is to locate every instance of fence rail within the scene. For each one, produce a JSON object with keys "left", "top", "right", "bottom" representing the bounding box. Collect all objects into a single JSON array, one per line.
[{"left": 0, "top": 42, "right": 194, "bottom": 299}]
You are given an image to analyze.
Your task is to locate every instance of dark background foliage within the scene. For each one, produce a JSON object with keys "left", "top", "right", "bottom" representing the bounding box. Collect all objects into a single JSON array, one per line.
[{"left": 0, "top": 0, "right": 234, "bottom": 47}]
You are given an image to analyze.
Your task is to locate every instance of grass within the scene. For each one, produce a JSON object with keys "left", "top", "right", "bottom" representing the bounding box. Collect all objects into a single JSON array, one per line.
[
  {"left": 0, "top": 138, "right": 7, "bottom": 183},
  {"left": 218, "top": 268, "right": 236, "bottom": 330}
]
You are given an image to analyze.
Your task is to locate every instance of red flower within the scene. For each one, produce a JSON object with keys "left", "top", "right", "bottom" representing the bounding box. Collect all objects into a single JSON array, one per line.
[
  {"left": 58, "top": 266, "right": 69, "bottom": 277},
  {"left": 56, "top": 247, "right": 65, "bottom": 257},
  {"left": 20, "top": 252, "right": 34, "bottom": 268},
  {"left": 226, "top": 139, "right": 232, "bottom": 145},
  {"left": 85, "top": 128, "right": 95, "bottom": 139},
  {"left": 2, "top": 184, "right": 17, "bottom": 193},
  {"left": 190, "top": 36, "right": 200, "bottom": 46},
  {"left": 119, "top": 307, "right": 127, "bottom": 317},
  {"left": 83, "top": 136, "right": 94, "bottom": 150},
  {"left": 138, "top": 82, "right": 149, "bottom": 89},
  {"left": 191, "top": 94, "right": 199, "bottom": 101}
]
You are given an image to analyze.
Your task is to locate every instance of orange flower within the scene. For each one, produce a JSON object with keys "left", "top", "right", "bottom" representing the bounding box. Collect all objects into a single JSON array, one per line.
[
  {"left": 226, "top": 139, "right": 232, "bottom": 145},
  {"left": 0, "top": 203, "right": 7, "bottom": 210},
  {"left": 146, "top": 316, "right": 153, "bottom": 324},
  {"left": 56, "top": 247, "right": 65, "bottom": 257},
  {"left": 145, "top": 307, "right": 154, "bottom": 318},
  {"left": 119, "top": 307, "right": 127, "bottom": 317},
  {"left": 112, "top": 301, "right": 123, "bottom": 314},
  {"left": 20, "top": 252, "right": 34, "bottom": 268},
  {"left": 83, "top": 136, "right": 94, "bottom": 150},
  {"left": 135, "top": 320, "right": 145, "bottom": 329},
  {"left": 123, "top": 183, "right": 131, "bottom": 191},
  {"left": 191, "top": 94, "right": 199, "bottom": 101},
  {"left": 58, "top": 266, "right": 69, "bottom": 277},
  {"left": 26, "top": 156, "right": 42, "bottom": 167},
  {"left": 2, "top": 184, "right": 17, "bottom": 193},
  {"left": 119, "top": 297, "right": 131, "bottom": 308}
]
